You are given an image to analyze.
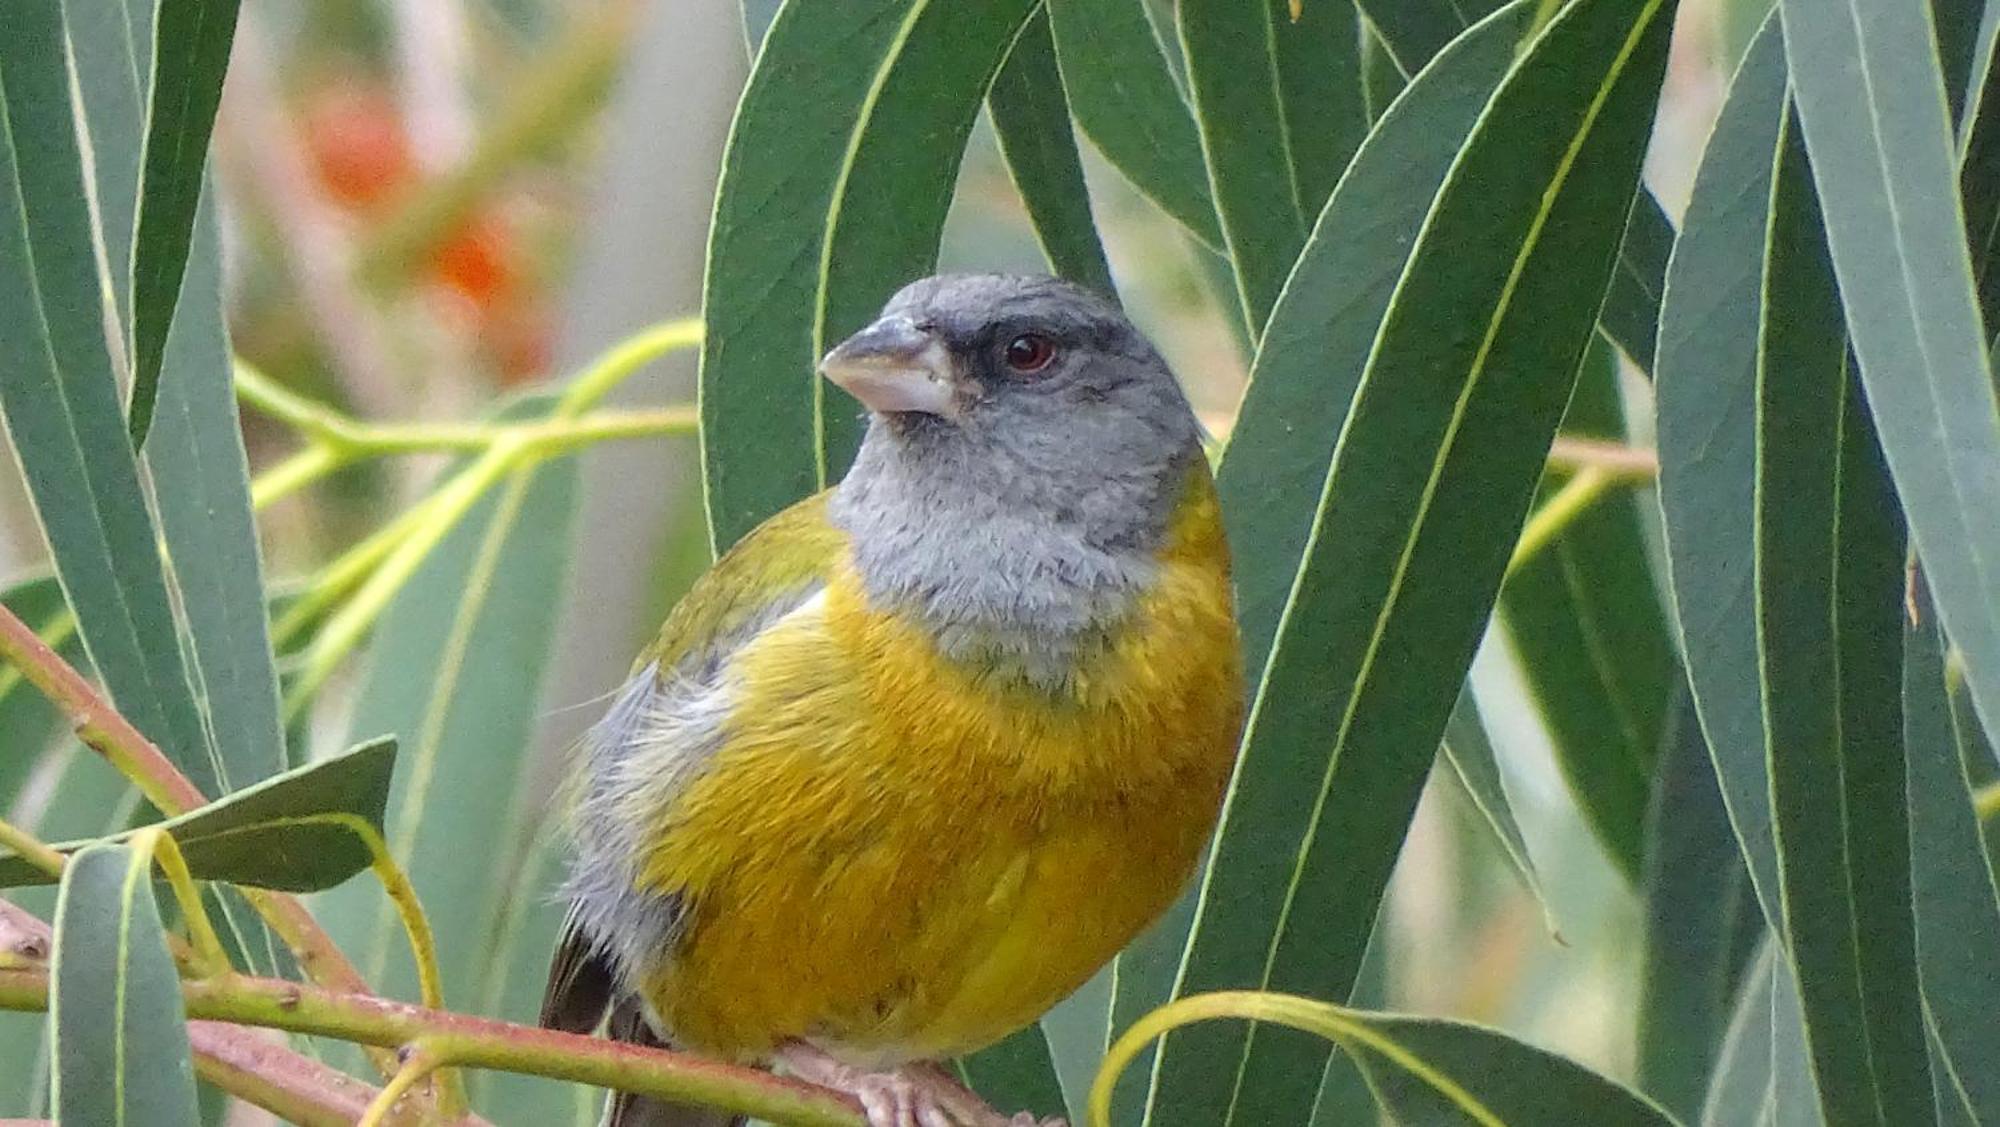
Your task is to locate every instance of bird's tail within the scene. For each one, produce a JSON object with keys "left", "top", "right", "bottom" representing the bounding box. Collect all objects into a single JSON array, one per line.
[{"left": 600, "top": 998, "right": 746, "bottom": 1127}]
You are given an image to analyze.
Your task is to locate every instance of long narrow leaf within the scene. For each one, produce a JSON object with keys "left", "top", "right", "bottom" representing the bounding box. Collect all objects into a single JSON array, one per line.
[
  {"left": 1905, "top": 598, "right": 2000, "bottom": 1121},
  {"left": 1655, "top": 12, "right": 1786, "bottom": 928},
  {"left": 812, "top": 0, "right": 1042, "bottom": 470},
  {"left": 1500, "top": 338, "right": 1675, "bottom": 880},
  {"left": 1755, "top": 100, "right": 1931, "bottom": 1125},
  {"left": 1178, "top": 0, "right": 1310, "bottom": 332},
  {"left": 987, "top": 10, "right": 1117, "bottom": 297},
  {"left": 0, "top": 737, "right": 396, "bottom": 893},
  {"left": 1635, "top": 690, "right": 1762, "bottom": 1120},
  {"left": 49, "top": 843, "right": 199, "bottom": 1127},
  {"left": 1105, "top": 11, "right": 1532, "bottom": 1118},
  {"left": 1779, "top": 0, "right": 2000, "bottom": 746},
  {"left": 1045, "top": 0, "right": 1222, "bottom": 247},
  {"left": 1150, "top": 1, "right": 1675, "bottom": 1121},
  {"left": 127, "top": 0, "right": 240, "bottom": 444},
  {"left": 0, "top": 0, "right": 219, "bottom": 794},
  {"left": 699, "top": 0, "right": 1040, "bottom": 545}
]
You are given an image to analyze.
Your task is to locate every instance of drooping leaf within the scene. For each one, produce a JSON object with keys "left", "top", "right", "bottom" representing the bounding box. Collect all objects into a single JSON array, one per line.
[
  {"left": 144, "top": 192, "right": 287, "bottom": 792},
  {"left": 1635, "top": 689, "right": 1763, "bottom": 1121},
  {"left": 1439, "top": 681, "right": 1548, "bottom": 906},
  {"left": 1105, "top": 9, "right": 1531, "bottom": 1117},
  {"left": 1150, "top": 1, "right": 1676, "bottom": 1121},
  {"left": 56, "top": 0, "right": 149, "bottom": 343},
  {"left": 1354, "top": 0, "right": 1508, "bottom": 74},
  {"left": 1178, "top": 0, "right": 1311, "bottom": 331},
  {"left": 0, "top": 0, "right": 220, "bottom": 796},
  {"left": 813, "top": 0, "right": 1043, "bottom": 470},
  {"left": 1045, "top": 0, "right": 1222, "bottom": 247},
  {"left": 1103, "top": 993, "right": 1673, "bottom": 1127},
  {"left": 987, "top": 10, "right": 1117, "bottom": 297},
  {"left": 1268, "top": 0, "right": 1368, "bottom": 218},
  {"left": 1754, "top": 91, "right": 1933, "bottom": 1127},
  {"left": 1905, "top": 597, "right": 2000, "bottom": 1122},
  {"left": 0, "top": 737, "right": 396, "bottom": 893},
  {"left": 1779, "top": 0, "right": 2000, "bottom": 746},
  {"left": 1655, "top": 11, "right": 1786, "bottom": 928},
  {"left": 699, "top": 0, "right": 1041, "bottom": 546},
  {"left": 1501, "top": 338, "right": 1675, "bottom": 881},
  {"left": 1701, "top": 942, "right": 1826, "bottom": 1127},
  {"left": 49, "top": 843, "right": 199, "bottom": 1127},
  {"left": 1602, "top": 190, "right": 1673, "bottom": 374},
  {"left": 127, "top": 0, "right": 241, "bottom": 445}
]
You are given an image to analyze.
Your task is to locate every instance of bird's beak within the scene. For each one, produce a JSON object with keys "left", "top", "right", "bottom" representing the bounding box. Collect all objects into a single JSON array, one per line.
[{"left": 819, "top": 316, "right": 958, "bottom": 417}]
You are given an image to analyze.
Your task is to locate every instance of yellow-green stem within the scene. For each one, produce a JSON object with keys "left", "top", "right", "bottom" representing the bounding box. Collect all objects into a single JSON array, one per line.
[
  {"left": 133, "top": 827, "right": 233, "bottom": 978},
  {"left": 1976, "top": 782, "right": 2000, "bottom": 822},
  {"left": 0, "top": 817, "right": 64, "bottom": 877},
  {"left": 1507, "top": 467, "right": 1615, "bottom": 576},
  {"left": 0, "top": 965, "right": 864, "bottom": 1126},
  {"left": 358, "top": 1041, "right": 446, "bottom": 1127}
]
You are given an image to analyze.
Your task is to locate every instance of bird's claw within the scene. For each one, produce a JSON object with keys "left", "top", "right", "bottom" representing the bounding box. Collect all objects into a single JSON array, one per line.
[{"left": 778, "top": 1044, "right": 1061, "bottom": 1127}]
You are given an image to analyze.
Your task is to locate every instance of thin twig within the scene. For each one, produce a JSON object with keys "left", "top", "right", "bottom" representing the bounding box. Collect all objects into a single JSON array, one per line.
[{"left": 0, "top": 964, "right": 866, "bottom": 1127}]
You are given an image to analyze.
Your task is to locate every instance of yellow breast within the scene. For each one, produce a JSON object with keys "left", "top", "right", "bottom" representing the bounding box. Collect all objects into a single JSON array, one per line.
[{"left": 635, "top": 471, "right": 1242, "bottom": 1063}]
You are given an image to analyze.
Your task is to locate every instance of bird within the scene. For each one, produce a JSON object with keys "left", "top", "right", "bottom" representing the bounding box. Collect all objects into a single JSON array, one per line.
[{"left": 541, "top": 274, "right": 1244, "bottom": 1127}]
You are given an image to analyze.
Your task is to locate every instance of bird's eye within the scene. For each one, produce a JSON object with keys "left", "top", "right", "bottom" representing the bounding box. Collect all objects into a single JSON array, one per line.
[{"left": 1003, "top": 333, "right": 1057, "bottom": 375}]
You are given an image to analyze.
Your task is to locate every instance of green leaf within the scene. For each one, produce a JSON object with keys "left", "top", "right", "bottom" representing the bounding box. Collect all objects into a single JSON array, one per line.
[
  {"left": 127, "top": 0, "right": 240, "bottom": 445},
  {"left": 49, "top": 843, "right": 199, "bottom": 1127},
  {"left": 1105, "top": 9, "right": 1530, "bottom": 1117},
  {"left": 1501, "top": 340, "right": 1675, "bottom": 881},
  {"left": 1178, "top": 0, "right": 1310, "bottom": 331},
  {"left": 1439, "top": 683, "right": 1547, "bottom": 907},
  {"left": 1109, "top": 993, "right": 1673, "bottom": 1127},
  {"left": 0, "top": 737, "right": 396, "bottom": 893},
  {"left": 1905, "top": 600, "right": 2000, "bottom": 1121},
  {"left": 1754, "top": 88, "right": 1933, "bottom": 1127},
  {"left": 813, "top": 0, "right": 1043, "bottom": 471},
  {"left": 1045, "top": 0, "right": 1223, "bottom": 247},
  {"left": 0, "top": 0, "right": 220, "bottom": 795},
  {"left": 1779, "top": 0, "right": 2000, "bottom": 748},
  {"left": 741, "top": 0, "right": 782, "bottom": 51},
  {"left": 1269, "top": 0, "right": 1368, "bottom": 217},
  {"left": 1150, "top": 0, "right": 1675, "bottom": 1121},
  {"left": 699, "top": 0, "right": 1040, "bottom": 546},
  {"left": 988, "top": 10, "right": 1116, "bottom": 298},
  {"left": 144, "top": 192, "right": 287, "bottom": 792},
  {"left": 318, "top": 419, "right": 577, "bottom": 1035},
  {"left": 1602, "top": 190, "right": 1673, "bottom": 374},
  {"left": 1636, "top": 690, "right": 1763, "bottom": 1121},
  {"left": 57, "top": 0, "right": 149, "bottom": 343},
  {"left": 1655, "top": 11, "right": 1785, "bottom": 928},
  {"left": 1348, "top": 1014, "right": 1674, "bottom": 1126},
  {"left": 1701, "top": 941, "right": 1826, "bottom": 1127},
  {"left": 1354, "top": 0, "right": 1508, "bottom": 75},
  {"left": 958, "top": 1024, "right": 1070, "bottom": 1122}
]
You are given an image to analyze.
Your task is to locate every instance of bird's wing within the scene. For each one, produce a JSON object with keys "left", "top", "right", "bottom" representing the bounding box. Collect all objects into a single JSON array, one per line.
[
  {"left": 541, "top": 490, "right": 847, "bottom": 1042},
  {"left": 637, "top": 490, "right": 846, "bottom": 676}
]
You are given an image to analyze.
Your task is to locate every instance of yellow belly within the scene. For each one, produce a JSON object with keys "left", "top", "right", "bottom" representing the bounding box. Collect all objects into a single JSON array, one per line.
[{"left": 634, "top": 485, "right": 1240, "bottom": 1063}]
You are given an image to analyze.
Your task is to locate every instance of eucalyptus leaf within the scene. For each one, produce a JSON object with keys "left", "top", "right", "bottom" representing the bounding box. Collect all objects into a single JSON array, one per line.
[
  {"left": 1045, "top": 0, "right": 1223, "bottom": 247},
  {"left": 1905, "top": 600, "right": 2000, "bottom": 1121},
  {"left": 988, "top": 10, "right": 1117, "bottom": 298},
  {"left": 0, "top": 737, "right": 396, "bottom": 893},
  {"left": 1179, "top": 0, "right": 1310, "bottom": 331},
  {"left": 49, "top": 843, "right": 200, "bottom": 1127},
  {"left": 1151, "top": 0, "right": 1675, "bottom": 1120},
  {"left": 1656, "top": 11, "right": 1787, "bottom": 928},
  {"left": 1106, "top": 9, "right": 1531, "bottom": 1116},
  {"left": 0, "top": 0, "right": 219, "bottom": 795},
  {"left": 1780, "top": 0, "right": 2000, "bottom": 748},
  {"left": 128, "top": 0, "right": 240, "bottom": 444}
]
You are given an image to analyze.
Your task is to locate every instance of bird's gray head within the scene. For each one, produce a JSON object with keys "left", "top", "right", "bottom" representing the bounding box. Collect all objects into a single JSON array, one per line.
[{"left": 820, "top": 274, "right": 1206, "bottom": 683}]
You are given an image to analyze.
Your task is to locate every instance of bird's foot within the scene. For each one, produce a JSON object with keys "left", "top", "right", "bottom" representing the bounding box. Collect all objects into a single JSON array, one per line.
[{"left": 777, "top": 1044, "right": 1066, "bottom": 1127}]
